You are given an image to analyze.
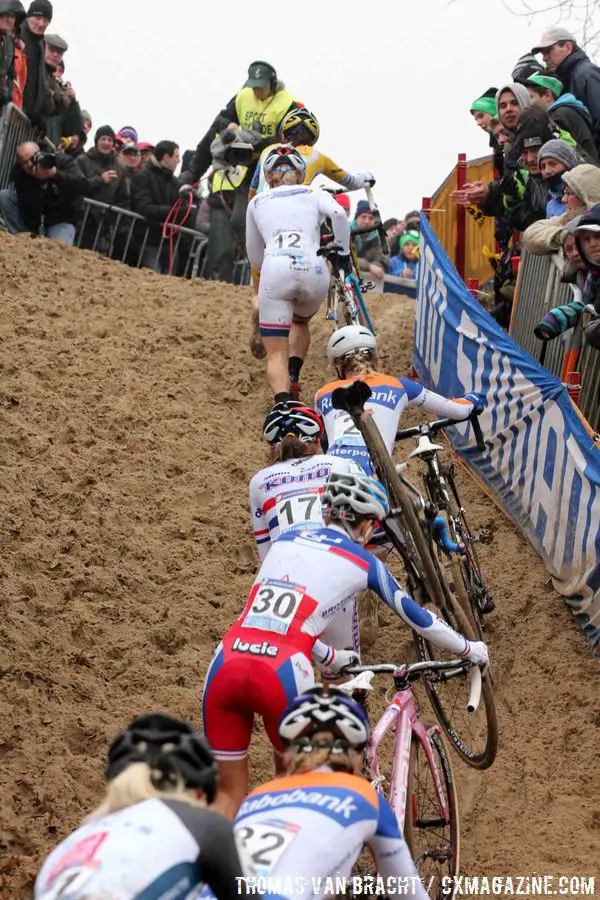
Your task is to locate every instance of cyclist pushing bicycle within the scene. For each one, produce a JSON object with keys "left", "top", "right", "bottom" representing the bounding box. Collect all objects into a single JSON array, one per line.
[
  {"left": 316, "top": 326, "right": 485, "bottom": 475},
  {"left": 245, "top": 145, "right": 351, "bottom": 412},
  {"left": 201, "top": 471, "right": 489, "bottom": 818},
  {"left": 234, "top": 686, "right": 432, "bottom": 900}
]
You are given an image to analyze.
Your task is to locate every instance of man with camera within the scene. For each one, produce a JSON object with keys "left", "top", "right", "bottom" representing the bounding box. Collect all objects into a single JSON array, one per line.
[
  {"left": 42, "top": 33, "right": 83, "bottom": 147},
  {"left": 0, "top": 139, "right": 86, "bottom": 244}
]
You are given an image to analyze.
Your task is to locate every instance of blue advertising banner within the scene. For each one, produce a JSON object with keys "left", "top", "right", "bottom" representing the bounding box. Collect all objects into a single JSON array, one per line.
[{"left": 414, "top": 215, "right": 600, "bottom": 652}]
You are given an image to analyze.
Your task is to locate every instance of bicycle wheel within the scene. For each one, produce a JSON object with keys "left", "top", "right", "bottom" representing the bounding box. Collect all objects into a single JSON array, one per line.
[
  {"left": 404, "top": 728, "right": 460, "bottom": 897},
  {"left": 358, "top": 412, "right": 447, "bottom": 612},
  {"left": 413, "top": 589, "right": 498, "bottom": 770}
]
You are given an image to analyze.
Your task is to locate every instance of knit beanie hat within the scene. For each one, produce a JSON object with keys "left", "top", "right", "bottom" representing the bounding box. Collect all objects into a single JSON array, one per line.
[
  {"left": 534, "top": 302, "right": 583, "bottom": 340},
  {"left": 527, "top": 73, "right": 563, "bottom": 99},
  {"left": 27, "top": 0, "right": 52, "bottom": 18},
  {"left": 355, "top": 200, "right": 371, "bottom": 218},
  {"left": 470, "top": 96, "right": 497, "bottom": 117},
  {"left": 512, "top": 53, "right": 545, "bottom": 82},
  {"left": 400, "top": 231, "right": 420, "bottom": 249},
  {"left": 538, "top": 139, "right": 579, "bottom": 171},
  {"left": 496, "top": 82, "right": 532, "bottom": 113},
  {"left": 94, "top": 125, "right": 116, "bottom": 145}
]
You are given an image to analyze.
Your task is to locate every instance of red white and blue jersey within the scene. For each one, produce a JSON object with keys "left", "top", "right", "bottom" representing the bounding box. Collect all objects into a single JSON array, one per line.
[
  {"left": 234, "top": 769, "right": 432, "bottom": 899},
  {"left": 315, "top": 373, "right": 475, "bottom": 474},
  {"left": 249, "top": 455, "right": 363, "bottom": 561}
]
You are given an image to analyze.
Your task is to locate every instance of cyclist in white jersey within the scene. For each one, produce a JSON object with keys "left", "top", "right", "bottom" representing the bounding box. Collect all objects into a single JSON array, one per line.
[
  {"left": 202, "top": 472, "right": 489, "bottom": 817},
  {"left": 245, "top": 144, "right": 351, "bottom": 411},
  {"left": 251, "top": 402, "right": 363, "bottom": 561},
  {"left": 315, "top": 325, "right": 486, "bottom": 475},
  {"left": 34, "top": 714, "right": 243, "bottom": 900},
  {"left": 234, "top": 686, "right": 431, "bottom": 900}
]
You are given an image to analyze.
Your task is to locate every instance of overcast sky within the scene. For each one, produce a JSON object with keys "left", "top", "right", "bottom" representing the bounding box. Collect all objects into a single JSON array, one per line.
[{"left": 52, "top": 0, "right": 589, "bottom": 219}]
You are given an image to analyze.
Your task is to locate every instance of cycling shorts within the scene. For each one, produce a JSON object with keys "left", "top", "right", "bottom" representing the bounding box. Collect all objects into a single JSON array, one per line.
[
  {"left": 259, "top": 255, "right": 329, "bottom": 338},
  {"left": 202, "top": 643, "right": 314, "bottom": 759}
]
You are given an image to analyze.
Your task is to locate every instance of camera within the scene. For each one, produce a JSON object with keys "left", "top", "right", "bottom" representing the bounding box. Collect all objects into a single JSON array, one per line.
[
  {"left": 224, "top": 140, "right": 255, "bottom": 167},
  {"left": 32, "top": 151, "right": 57, "bottom": 169}
]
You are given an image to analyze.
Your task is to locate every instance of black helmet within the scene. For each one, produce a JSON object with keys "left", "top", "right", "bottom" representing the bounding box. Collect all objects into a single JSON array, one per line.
[{"left": 106, "top": 713, "right": 218, "bottom": 803}]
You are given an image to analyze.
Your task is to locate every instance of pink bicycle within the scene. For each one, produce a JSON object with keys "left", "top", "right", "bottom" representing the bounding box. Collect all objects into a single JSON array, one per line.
[{"left": 341, "top": 659, "right": 482, "bottom": 897}]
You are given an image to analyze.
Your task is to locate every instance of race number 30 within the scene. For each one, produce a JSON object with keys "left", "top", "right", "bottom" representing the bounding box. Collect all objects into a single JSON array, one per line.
[{"left": 242, "top": 581, "right": 304, "bottom": 635}]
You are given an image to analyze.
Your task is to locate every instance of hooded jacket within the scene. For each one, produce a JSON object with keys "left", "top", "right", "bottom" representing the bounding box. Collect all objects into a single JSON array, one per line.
[
  {"left": 522, "top": 164, "right": 600, "bottom": 254},
  {"left": 549, "top": 93, "right": 599, "bottom": 163},
  {"left": 555, "top": 48, "right": 600, "bottom": 143}
]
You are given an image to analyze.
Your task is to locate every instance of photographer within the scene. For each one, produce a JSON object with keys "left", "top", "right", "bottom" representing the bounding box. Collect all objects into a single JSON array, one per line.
[
  {"left": 201, "top": 125, "right": 260, "bottom": 282},
  {"left": 0, "top": 140, "right": 86, "bottom": 244},
  {"left": 42, "top": 34, "right": 83, "bottom": 147}
]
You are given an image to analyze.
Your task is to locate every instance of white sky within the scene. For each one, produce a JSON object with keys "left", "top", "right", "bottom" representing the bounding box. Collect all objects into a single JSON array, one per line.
[{"left": 52, "top": 0, "right": 591, "bottom": 219}]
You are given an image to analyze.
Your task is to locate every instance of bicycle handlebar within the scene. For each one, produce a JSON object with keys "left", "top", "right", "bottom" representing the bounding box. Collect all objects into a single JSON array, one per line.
[
  {"left": 343, "top": 659, "right": 482, "bottom": 713},
  {"left": 396, "top": 411, "right": 486, "bottom": 453}
]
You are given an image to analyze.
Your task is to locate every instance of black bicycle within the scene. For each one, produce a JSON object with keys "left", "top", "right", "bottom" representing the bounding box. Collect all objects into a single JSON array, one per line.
[{"left": 332, "top": 380, "right": 498, "bottom": 770}]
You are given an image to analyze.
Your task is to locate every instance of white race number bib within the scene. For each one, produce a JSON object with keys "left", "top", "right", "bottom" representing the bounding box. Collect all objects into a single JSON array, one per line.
[
  {"left": 276, "top": 487, "right": 323, "bottom": 534},
  {"left": 235, "top": 821, "right": 299, "bottom": 875},
  {"left": 242, "top": 579, "right": 304, "bottom": 635}
]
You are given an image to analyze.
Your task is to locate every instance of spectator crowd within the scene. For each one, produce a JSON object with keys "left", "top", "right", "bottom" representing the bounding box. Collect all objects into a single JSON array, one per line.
[
  {"left": 0, "top": 3, "right": 421, "bottom": 284},
  {"left": 451, "top": 25, "right": 600, "bottom": 345}
]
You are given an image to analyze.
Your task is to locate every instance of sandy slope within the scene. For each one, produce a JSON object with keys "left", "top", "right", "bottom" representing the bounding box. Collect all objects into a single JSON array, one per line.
[{"left": 0, "top": 233, "right": 598, "bottom": 897}]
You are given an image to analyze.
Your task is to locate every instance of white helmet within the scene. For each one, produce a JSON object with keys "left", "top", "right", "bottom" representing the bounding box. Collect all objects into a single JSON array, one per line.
[
  {"left": 327, "top": 325, "right": 377, "bottom": 363},
  {"left": 263, "top": 144, "right": 306, "bottom": 181},
  {"left": 321, "top": 472, "right": 389, "bottom": 523}
]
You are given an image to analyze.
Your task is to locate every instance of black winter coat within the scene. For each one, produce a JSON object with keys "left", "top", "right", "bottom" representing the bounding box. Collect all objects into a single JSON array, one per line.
[
  {"left": 19, "top": 21, "right": 53, "bottom": 121},
  {"left": 556, "top": 49, "right": 600, "bottom": 141},
  {"left": 130, "top": 159, "right": 180, "bottom": 242},
  {"left": 77, "top": 147, "right": 129, "bottom": 209},
  {"left": 13, "top": 151, "right": 86, "bottom": 231}
]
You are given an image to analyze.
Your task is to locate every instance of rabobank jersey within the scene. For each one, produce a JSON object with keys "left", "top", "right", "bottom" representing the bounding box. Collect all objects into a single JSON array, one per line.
[
  {"left": 315, "top": 373, "right": 476, "bottom": 474},
  {"left": 250, "top": 145, "right": 368, "bottom": 196},
  {"left": 249, "top": 455, "right": 363, "bottom": 561},
  {"left": 34, "top": 797, "right": 243, "bottom": 900},
  {"left": 245, "top": 184, "right": 350, "bottom": 273},
  {"left": 234, "top": 769, "right": 431, "bottom": 900}
]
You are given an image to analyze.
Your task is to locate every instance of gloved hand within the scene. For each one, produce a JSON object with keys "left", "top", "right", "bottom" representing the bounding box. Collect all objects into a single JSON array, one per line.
[
  {"left": 316, "top": 648, "right": 360, "bottom": 681},
  {"left": 358, "top": 172, "right": 375, "bottom": 187},
  {"left": 179, "top": 184, "right": 194, "bottom": 196},
  {"left": 464, "top": 391, "right": 486, "bottom": 414},
  {"left": 336, "top": 252, "right": 352, "bottom": 274},
  {"left": 462, "top": 640, "right": 490, "bottom": 675}
]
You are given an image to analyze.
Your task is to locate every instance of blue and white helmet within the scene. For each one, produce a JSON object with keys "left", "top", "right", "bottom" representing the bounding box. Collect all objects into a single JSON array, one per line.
[
  {"left": 321, "top": 472, "right": 389, "bottom": 523},
  {"left": 278, "top": 685, "right": 370, "bottom": 750}
]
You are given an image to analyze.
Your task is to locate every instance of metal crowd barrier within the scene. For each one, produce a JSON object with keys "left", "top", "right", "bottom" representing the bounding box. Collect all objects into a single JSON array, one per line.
[
  {"left": 509, "top": 248, "right": 600, "bottom": 430},
  {"left": 76, "top": 198, "right": 209, "bottom": 278},
  {"left": 0, "top": 102, "right": 55, "bottom": 190}
]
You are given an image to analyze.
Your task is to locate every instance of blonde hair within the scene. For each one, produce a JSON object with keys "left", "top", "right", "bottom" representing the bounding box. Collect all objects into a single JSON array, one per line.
[
  {"left": 339, "top": 353, "right": 379, "bottom": 379},
  {"left": 85, "top": 762, "right": 206, "bottom": 822}
]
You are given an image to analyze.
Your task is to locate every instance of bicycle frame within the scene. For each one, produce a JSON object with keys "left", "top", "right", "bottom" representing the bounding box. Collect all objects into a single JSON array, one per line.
[{"left": 369, "top": 685, "right": 450, "bottom": 832}]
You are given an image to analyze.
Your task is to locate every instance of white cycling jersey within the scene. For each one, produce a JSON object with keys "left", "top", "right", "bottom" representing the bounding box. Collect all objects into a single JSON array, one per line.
[
  {"left": 246, "top": 184, "right": 350, "bottom": 271},
  {"left": 234, "top": 767, "right": 431, "bottom": 900},
  {"left": 249, "top": 454, "right": 363, "bottom": 562},
  {"left": 34, "top": 797, "right": 242, "bottom": 900},
  {"left": 315, "top": 373, "right": 476, "bottom": 474}
]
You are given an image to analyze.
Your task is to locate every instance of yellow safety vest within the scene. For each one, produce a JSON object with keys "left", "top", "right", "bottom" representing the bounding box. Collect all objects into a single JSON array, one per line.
[
  {"left": 212, "top": 165, "right": 248, "bottom": 193},
  {"left": 234, "top": 87, "right": 295, "bottom": 140}
]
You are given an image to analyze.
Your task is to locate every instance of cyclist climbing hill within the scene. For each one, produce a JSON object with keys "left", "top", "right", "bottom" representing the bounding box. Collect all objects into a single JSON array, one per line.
[
  {"left": 202, "top": 472, "right": 489, "bottom": 818},
  {"left": 246, "top": 145, "right": 350, "bottom": 408},
  {"left": 316, "top": 325, "right": 485, "bottom": 474},
  {"left": 248, "top": 107, "right": 375, "bottom": 200},
  {"left": 34, "top": 714, "right": 243, "bottom": 900},
  {"left": 234, "top": 686, "right": 432, "bottom": 900},
  {"left": 250, "top": 402, "right": 363, "bottom": 561}
]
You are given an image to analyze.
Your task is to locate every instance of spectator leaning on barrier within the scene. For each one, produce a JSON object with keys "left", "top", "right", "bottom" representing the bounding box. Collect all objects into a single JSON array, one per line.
[
  {"left": 523, "top": 164, "right": 600, "bottom": 255},
  {"left": 525, "top": 73, "right": 599, "bottom": 164},
  {"left": 43, "top": 35, "right": 83, "bottom": 149},
  {"left": 389, "top": 230, "right": 419, "bottom": 279},
  {"left": 533, "top": 26, "right": 600, "bottom": 153},
  {"left": 352, "top": 199, "right": 388, "bottom": 284},
  {"left": 537, "top": 139, "right": 579, "bottom": 217},
  {"left": 131, "top": 140, "right": 182, "bottom": 272},
  {"left": 0, "top": 139, "right": 85, "bottom": 243},
  {"left": 533, "top": 217, "right": 588, "bottom": 341},
  {"left": 20, "top": 0, "right": 53, "bottom": 124}
]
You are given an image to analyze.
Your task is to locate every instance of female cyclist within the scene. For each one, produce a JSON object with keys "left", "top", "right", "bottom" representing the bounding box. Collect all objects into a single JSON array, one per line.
[
  {"left": 316, "top": 325, "right": 485, "bottom": 474},
  {"left": 234, "top": 686, "right": 432, "bottom": 899},
  {"left": 34, "top": 713, "right": 244, "bottom": 899}
]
